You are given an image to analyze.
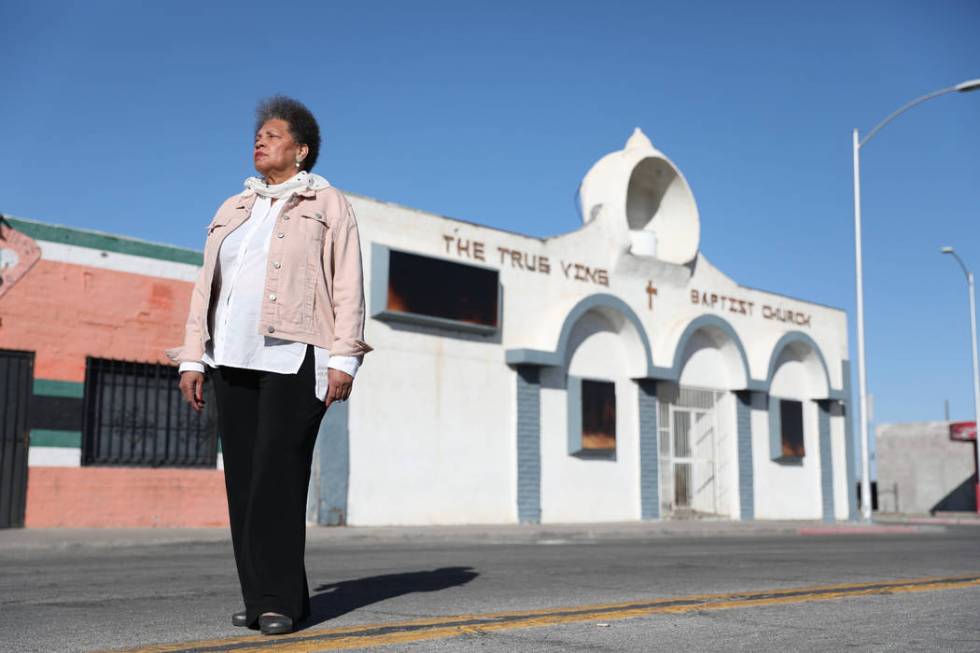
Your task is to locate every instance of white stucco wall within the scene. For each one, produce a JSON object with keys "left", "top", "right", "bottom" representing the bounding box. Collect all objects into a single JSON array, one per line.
[
  {"left": 716, "top": 392, "right": 739, "bottom": 519},
  {"left": 538, "top": 326, "right": 641, "bottom": 523},
  {"left": 346, "top": 325, "right": 515, "bottom": 526},
  {"left": 338, "top": 128, "right": 850, "bottom": 526},
  {"left": 752, "top": 399, "right": 822, "bottom": 520}
]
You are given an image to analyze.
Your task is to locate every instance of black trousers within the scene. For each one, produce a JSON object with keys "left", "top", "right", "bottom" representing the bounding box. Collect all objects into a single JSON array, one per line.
[{"left": 211, "top": 343, "right": 326, "bottom": 626}]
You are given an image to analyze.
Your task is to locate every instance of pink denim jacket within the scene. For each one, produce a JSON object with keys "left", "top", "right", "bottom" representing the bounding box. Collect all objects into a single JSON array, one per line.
[{"left": 164, "top": 185, "right": 372, "bottom": 366}]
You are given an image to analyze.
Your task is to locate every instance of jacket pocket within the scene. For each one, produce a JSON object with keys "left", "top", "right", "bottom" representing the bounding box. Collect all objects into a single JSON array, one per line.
[
  {"left": 206, "top": 218, "right": 229, "bottom": 237},
  {"left": 299, "top": 211, "right": 330, "bottom": 269},
  {"left": 300, "top": 211, "right": 329, "bottom": 229}
]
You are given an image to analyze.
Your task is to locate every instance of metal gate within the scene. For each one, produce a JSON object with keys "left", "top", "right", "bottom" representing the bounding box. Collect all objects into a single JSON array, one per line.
[
  {"left": 658, "top": 384, "right": 727, "bottom": 518},
  {"left": 0, "top": 349, "right": 33, "bottom": 528}
]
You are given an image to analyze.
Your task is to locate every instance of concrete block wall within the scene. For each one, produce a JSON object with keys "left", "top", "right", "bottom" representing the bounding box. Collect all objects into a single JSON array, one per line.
[{"left": 876, "top": 421, "right": 977, "bottom": 514}]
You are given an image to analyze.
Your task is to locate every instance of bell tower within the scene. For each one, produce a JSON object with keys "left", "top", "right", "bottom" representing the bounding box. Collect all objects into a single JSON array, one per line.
[{"left": 577, "top": 128, "right": 700, "bottom": 265}]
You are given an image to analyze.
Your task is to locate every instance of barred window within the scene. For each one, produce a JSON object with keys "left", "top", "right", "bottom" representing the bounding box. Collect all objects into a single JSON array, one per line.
[{"left": 82, "top": 357, "right": 218, "bottom": 467}]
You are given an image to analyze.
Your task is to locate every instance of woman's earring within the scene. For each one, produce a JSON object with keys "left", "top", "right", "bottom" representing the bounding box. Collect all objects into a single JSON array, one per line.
[{"left": 295, "top": 159, "right": 301, "bottom": 168}]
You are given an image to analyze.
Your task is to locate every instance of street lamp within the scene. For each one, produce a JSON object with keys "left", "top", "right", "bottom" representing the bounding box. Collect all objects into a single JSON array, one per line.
[
  {"left": 852, "top": 78, "right": 980, "bottom": 521},
  {"left": 939, "top": 246, "right": 980, "bottom": 512}
]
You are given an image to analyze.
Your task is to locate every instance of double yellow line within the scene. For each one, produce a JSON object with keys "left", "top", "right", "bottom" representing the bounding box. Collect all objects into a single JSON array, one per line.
[{"left": 116, "top": 574, "right": 980, "bottom": 652}]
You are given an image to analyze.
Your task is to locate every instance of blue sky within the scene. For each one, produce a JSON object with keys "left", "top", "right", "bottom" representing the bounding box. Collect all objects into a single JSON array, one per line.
[{"left": 2, "top": 1, "right": 979, "bottom": 432}]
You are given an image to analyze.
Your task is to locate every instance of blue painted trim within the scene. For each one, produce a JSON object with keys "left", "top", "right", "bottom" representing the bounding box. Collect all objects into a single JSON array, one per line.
[
  {"left": 505, "top": 348, "right": 562, "bottom": 367},
  {"left": 768, "top": 394, "right": 782, "bottom": 460},
  {"left": 373, "top": 308, "right": 499, "bottom": 334},
  {"left": 315, "top": 400, "right": 349, "bottom": 526},
  {"left": 369, "top": 241, "right": 390, "bottom": 320},
  {"left": 818, "top": 400, "right": 834, "bottom": 522},
  {"left": 516, "top": 365, "right": 542, "bottom": 523},
  {"left": 505, "top": 293, "right": 656, "bottom": 377},
  {"left": 638, "top": 380, "right": 660, "bottom": 519},
  {"left": 768, "top": 396, "right": 804, "bottom": 464},
  {"left": 33, "top": 379, "right": 84, "bottom": 398},
  {"left": 842, "top": 360, "right": 858, "bottom": 521},
  {"left": 566, "top": 375, "right": 583, "bottom": 455},
  {"left": 503, "top": 295, "right": 847, "bottom": 405},
  {"left": 736, "top": 391, "right": 755, "bottom": 520},
  {"left": 766, "top": 331, "right": 833, "bottom": 399},
  {"left": 669, "top": 314, "right": 760, "bottom": 391},
  {"left": 566, "top": 376, "right": 616, "bottom": 460}
]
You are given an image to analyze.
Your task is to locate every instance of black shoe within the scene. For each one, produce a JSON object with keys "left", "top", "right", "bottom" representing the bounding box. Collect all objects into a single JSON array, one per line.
[
  {"left": 259, "top": 612, "right": 293, "bottom": 635},
  {"left": 232, "top": 610, "right": 248, "bottom": 627}
]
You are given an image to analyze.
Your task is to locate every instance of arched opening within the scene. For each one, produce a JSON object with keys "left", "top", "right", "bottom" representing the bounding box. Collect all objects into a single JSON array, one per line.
[
  {"left": 624, "top": 156, "right": 699, "bottom": 261},
  {"left": 767, "top": 336, "right": 831, "bottom": 463},
  {"left": 659, "top": 318, "right": 749, "bottom": 519},
  {"left": 538, "top": 297, "right": 652, "bottom": 524},
  {"left": 761, "top": 333, "right": 834, "bottom": 521},
  {"left": 768, "top": 338, "right": 830, "bottom": 400}
]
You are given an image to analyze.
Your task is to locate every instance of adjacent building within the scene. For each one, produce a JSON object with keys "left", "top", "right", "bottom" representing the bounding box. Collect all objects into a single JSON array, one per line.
[
  {"left": 875, "top": 421, "right": 977, "bottom": 514},
  {"left": 0, "top": 128, "right": 857, "bottom": 528}
]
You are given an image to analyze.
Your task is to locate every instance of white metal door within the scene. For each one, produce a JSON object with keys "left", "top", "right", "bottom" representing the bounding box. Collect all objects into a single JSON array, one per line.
[{"left": 658, "top": 385, "right": 722, "bottom": 517}]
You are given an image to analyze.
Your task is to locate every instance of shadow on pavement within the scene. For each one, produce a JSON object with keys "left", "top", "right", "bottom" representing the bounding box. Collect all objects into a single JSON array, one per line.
[{"left": 302, "top": 566, "right": 480, "bottom": 629}]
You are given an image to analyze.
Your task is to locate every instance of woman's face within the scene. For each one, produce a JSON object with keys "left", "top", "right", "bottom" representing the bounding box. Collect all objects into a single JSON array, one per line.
[{"left": 253, "top": 118, "right": 307, "bottom": 180}]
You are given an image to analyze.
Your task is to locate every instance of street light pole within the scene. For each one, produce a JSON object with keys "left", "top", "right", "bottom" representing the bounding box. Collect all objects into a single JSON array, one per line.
[
  {"left": 852, "top": 129, "right": 872, "bottom": 520},
  {"left": 851, "top": 78, "right": 980, "bottom": 522},
  {"left": 940, "top": 247, "right": 980, "bottom": 512}
]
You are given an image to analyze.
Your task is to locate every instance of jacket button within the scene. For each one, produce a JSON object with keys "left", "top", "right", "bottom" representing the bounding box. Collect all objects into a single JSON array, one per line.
[
  {"left": 267, "top": 326, "right": 275, "bottom": 333},
  {"left": 273, "top": 261, "right": 281, "bottom": 269},
  {"left": 268, "top": 293, "right": 277, "bottom": 301},
  {"left": 277, "top": 232, "right": 285, "bottom": 238}
]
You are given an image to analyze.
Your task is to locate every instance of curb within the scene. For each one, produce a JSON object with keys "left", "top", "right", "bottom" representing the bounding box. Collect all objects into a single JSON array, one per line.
[
  {"left": 0, "top": 519, "right": 953, "bottom": 553},
  {"left": 797, "top": 525, "right": 946, "bottom": 536}
]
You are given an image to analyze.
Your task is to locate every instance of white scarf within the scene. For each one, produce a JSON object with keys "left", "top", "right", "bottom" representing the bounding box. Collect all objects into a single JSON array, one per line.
[{"left": 243, "top": 170, "right": 331, "bottom": 199}]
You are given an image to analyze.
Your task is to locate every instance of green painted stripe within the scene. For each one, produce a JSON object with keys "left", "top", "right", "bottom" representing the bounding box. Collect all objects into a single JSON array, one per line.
[
  {"left": 30, "top": 430, "right": 82, "bottom": 448},
  {"left": 33, "top": 378, "right": 84, "bottom": 398},
  {"left": 5, "top": 216, "right": 203, "bottom": 266}
]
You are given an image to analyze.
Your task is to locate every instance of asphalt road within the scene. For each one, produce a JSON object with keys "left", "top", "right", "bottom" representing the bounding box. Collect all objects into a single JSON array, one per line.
[{"left": 1, "top": 524, "right": 978, "bottom": 652}]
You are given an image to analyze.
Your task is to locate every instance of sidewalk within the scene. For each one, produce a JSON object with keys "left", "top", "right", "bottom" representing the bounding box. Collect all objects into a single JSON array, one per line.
[
  {"left": 0, "top": 516, "right": 960, "bottom": 553},
  {"left": 875, "top": 511, "right": 980, "bottom": 526}
]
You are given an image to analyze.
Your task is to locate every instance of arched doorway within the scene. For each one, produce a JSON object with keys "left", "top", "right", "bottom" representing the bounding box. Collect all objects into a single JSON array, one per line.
[{"left": 659, "top": 317, "right": 750, "bottom": 518}]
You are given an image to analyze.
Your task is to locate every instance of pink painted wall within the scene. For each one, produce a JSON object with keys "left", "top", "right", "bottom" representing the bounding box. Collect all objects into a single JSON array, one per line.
[
  {"left": 25, "top": 467, "right": 229, "bottom": 527},
  {"left": 1, "top": 254, "right": 229, "bottom": 528},
  {"left": 0, "top": 258, "right": 192, "bottom": 381}
]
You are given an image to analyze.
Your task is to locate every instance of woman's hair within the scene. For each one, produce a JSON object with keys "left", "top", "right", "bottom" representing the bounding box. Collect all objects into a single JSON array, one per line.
[{"left": 255, "top": 95, "right": 321, "bottom": 172}]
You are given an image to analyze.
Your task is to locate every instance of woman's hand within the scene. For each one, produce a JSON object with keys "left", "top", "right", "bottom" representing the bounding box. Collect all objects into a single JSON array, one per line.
[
  {"left": 179, "top": 371, "right": 207, "bottom": 413},
  {"left": 324, "top": 368, "right": 353, "bottom": 409}
]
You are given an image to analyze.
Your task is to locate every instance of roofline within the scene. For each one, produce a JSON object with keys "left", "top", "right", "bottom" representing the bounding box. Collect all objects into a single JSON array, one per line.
[
  {"left": 737, "top": 281, "right": 847, "bottom": 314},
  {"left": 2, "top": 207, "right": 850, "bottom": 316},
  {"left": 2, "top": 213, "right": 202, "bottom": 266},
  {"left": 344, "top": 190, "right": 550, "bottom": 243}
]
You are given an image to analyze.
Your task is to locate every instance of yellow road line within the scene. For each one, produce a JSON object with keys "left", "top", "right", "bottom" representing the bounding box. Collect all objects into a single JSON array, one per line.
[{"left": 113, "top": 574, "right": 980, "bottom": 653}]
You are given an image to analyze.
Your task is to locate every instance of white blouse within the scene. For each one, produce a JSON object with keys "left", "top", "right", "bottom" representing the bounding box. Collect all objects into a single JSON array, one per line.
[{"left": 177, "top": 194, "right": 360, "bottom": 401}]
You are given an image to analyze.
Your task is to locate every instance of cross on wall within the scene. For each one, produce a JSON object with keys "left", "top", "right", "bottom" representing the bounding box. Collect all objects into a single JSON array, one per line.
[{"left": 646, "top": 280, "right": 658, "bottom": 312}]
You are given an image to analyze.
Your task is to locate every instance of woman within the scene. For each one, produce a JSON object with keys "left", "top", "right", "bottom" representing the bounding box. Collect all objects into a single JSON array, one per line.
[{"left": 165, "top": 95, "right": 372, "bottom": 635}]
